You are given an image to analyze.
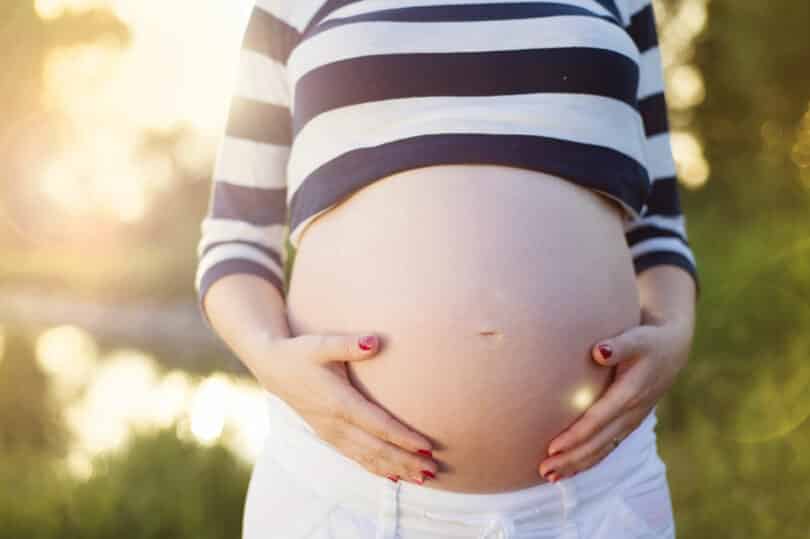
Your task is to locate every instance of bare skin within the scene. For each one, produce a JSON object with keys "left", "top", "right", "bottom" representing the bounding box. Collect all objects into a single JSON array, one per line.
[
  {"left": 538, "top": 264, "right": 696, "bottom": 483},
  {"left": 286, "top": 164, "right": 643, "bottom": 493},
  {"left": 204, "top": 277, "right": 441, "bottom": 487}
]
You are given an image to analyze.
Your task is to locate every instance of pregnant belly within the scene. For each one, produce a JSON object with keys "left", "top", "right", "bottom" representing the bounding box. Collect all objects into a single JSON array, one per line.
[{"left": 285, "top": 164, "right": 642, "bottom": 493}]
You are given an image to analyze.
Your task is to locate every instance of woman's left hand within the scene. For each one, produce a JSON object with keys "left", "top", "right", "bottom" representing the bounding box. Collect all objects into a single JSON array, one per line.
[{"left": 537, "top": 308, "right": 694, "bottom": 482}]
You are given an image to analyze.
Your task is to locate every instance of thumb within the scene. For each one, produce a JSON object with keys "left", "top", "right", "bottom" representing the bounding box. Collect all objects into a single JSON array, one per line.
[
  {"left": 592, "top": 325, "right": 651, "bottom": 366},
  {"left": 337, "top": 334, "right": 382, "bottom": 362}
]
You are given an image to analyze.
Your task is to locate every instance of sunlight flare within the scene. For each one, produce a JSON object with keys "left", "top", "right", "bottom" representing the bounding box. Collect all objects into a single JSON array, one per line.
[
  {"left": 572, "top": 386, "right": 595, "bottom": 411},
  {"left": 189, "top": 375, "right": 229, "bottom": 445},
  {"left": 671, "top": 131, "right": 710, "bottom": 189},
  {"left": 36, "top": 0, "right": 252, "bottom": 220},
  {"left": 35, "top": 325, "right": 99, "bottom": 401}
]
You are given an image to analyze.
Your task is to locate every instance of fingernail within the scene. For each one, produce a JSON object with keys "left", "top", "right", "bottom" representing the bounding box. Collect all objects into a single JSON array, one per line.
[
  {"left": 417, "top": 449, "right": 433, "bottom": 457},
  {"left": 421, "top": 470, "right": 436, "bottom": 479},
  {"left": 548, "top": 472, "right": 559, "bottom": 483},
  {"left": 358, "top": 335, "right": 377, "bottom": 350},
  {"left": 543, "top": 469, "right": 556, "bottom": 482},
  {"left": 598, "top": 343, "right": 613, "bottom": 360},
  {"left": 412, "top": 475, "right": 424, "bottom": 484},
  {"left": 386, "top": 474, "right": 399, "bottom": 482}
]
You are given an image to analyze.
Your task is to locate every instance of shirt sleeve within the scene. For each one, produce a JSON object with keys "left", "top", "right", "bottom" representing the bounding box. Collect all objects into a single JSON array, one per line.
[
  {"left": 622, "top": 0, "right": 701, "bottom": 299},
  {"left": 194, "top": 3, "right": 296, "bottom": 330}
]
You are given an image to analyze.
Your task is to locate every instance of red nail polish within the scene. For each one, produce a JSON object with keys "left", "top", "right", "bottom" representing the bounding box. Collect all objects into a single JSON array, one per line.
[
  {"left": 421, "top": 470, "right": 436, "bottom": 479},
  {"left": 386, "top": 474, "right": 399, "bottom": 482},
  {"left": 417, "top": 449, "right": 433, "bottom": 457},
  {"left": 358, "top": 335, "right": 377, "bottom": 350},
  {"left": 598, "top": 343, "right": 613, "bottom": 360}
]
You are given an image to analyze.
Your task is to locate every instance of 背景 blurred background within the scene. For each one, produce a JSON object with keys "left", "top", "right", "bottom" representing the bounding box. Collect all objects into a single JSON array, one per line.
[{"left": 1, "top": 0, "right": 809, "bottom": 537}]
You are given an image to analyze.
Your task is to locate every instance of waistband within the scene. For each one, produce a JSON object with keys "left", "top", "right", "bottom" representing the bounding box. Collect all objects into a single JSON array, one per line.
[{"left": 262, "top": 392, "right": 658, "bottom": 528}]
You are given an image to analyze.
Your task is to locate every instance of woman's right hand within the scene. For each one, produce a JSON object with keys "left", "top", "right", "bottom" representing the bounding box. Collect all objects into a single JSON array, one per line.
[{"left": 253, "top": 333, "right": 439, "bottom": 485}]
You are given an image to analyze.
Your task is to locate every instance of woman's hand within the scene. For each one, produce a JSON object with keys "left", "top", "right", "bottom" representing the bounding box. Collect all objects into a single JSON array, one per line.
[
  {"left": 537, "top": 307, "right": 694, "bottom": 482},
  {"left": 254, "top": 333, "right": 439, "bottom": 485}
]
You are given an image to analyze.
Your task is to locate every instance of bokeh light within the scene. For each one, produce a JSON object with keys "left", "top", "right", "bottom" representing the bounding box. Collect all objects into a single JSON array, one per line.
[
  {"left": 34, "top": 330, "right": 272, "bottom": 478},
  {"left": 35, "top": 325, "right": 99, "bottom": 402},
  {"left": 189, "top": 375, "right": 228, "bottom": 446},
  {"left": 64, "top": 349, "right": 164, "bottom": 457},
  {"left": 669, "top": 64, "right": 705, "bottom": 110},
  {"left": 33, "top": 0, "right": 253, "bottom": 221},
  {"left": 572, "top": 386, "right": 595, "bottom": 411},
  {"left": 671, "top": 131, "right": 710, "bottom": 189}
]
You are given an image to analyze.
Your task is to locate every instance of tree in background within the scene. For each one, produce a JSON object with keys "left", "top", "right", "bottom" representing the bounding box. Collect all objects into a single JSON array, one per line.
[
  {"left": 1, "top": 3, "right": 129, "bottom": 241},
  {"left": 694, "top": 0, "right": 810, "bottom": 214}
]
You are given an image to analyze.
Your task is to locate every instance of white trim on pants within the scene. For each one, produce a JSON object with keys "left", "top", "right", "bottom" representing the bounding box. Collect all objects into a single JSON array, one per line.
[{"left": 243, "top": 393, "right": 676, "bottom": 538}]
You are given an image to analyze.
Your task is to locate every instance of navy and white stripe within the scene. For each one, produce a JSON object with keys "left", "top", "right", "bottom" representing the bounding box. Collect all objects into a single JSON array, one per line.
[
  {"left": 194, "top": 0, "right": 298, "bottom": 329},
  {"left": 195, "top": 0, "right": 700, "bottom": 330},
  {"left": 620, "top": 0, "right": 699, "bottom": 295}
]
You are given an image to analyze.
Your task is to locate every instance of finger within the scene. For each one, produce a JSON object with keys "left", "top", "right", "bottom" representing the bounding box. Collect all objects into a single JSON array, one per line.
[
  {"left": 334, "top": 384, "right": 434, "bottom": 454},
  {"left": 338, "top": 422, "right": 439, "bottom": 484},
  {"left": 539, "top": 412, "right": 637, "bottom": 481},
  {"left": 311, "top": 334, "right": 382, "bottom": 364},
  {"left": 592, "top": 324, "right": 655, "bottom": 367},
  {"left": 546, "top": 379, "right": 639, "bottom": 456}
]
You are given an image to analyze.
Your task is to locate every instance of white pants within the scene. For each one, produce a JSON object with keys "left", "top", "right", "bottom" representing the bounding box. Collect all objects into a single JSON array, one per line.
[{"left": 243, "top": 394, "right": 676, "bottom": 538}]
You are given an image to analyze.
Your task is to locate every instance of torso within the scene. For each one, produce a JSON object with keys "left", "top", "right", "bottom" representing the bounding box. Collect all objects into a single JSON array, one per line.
[{"left": 285, "top": 164, "right": 641, "bottom": 493}]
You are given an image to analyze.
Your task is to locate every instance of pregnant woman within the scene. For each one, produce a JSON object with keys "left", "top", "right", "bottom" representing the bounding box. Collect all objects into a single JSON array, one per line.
[{"left": 195, "top": 0, "right": 700, "bottom": 537}]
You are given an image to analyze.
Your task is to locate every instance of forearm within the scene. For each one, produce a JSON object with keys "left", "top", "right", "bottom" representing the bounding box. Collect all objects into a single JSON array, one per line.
[
  {"left": 204, "top": 274, "right": 291, "bottom": 378},
  {"left": 636, "top": 265, "right": 697, "bottom": 335}
]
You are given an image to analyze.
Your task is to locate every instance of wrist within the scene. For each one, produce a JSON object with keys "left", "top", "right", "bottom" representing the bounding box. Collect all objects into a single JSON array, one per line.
[
  {"left": 640, "top": 304, "right": 694, "bottom": 375},
  {"left": 641, "top": 303, "right": 694, "bottom": 333},
  {"left": 637, "top": 266, "right": 696, "bottom": 327}
]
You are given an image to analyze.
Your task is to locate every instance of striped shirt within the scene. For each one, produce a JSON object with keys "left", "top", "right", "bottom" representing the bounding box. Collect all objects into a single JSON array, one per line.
[{"left": 195, "top": 0, "right": 700, "bottom": 329}]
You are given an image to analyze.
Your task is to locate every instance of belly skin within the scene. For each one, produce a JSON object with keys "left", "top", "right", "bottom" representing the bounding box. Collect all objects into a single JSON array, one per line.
[{"left": 286, "top": 164, "right": 642, "bottom": 493}]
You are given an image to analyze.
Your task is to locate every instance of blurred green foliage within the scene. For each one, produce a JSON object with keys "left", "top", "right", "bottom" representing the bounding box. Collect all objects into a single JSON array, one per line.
[
  {"left": 0, "top": 430, "right": 250, "bottom": 539},
  {"left": 658, "top": 205, "right": 810, "bottom": 538},
  {"left": 0, "top": 333, "right": 67, "bottom": 457},
  {"left": 0, "top": 331, "right": 251, "bottom": 539}
]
